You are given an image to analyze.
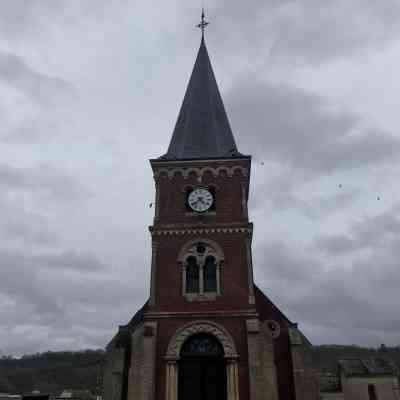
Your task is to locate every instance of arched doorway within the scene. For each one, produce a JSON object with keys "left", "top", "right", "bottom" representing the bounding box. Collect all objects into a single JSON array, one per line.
[{"left": 178, "top": 334, "right": 227, "bottom": 400}]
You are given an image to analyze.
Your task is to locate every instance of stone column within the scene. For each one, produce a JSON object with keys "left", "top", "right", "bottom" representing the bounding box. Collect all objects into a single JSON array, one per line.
[
  {"left": 127, "top": 322, "right": 158, "bottom": 400},
  {"left": 154, "top": 179, "right": 160, "bottom": 222},
  {"left": 149, "top": 241, "right": 159, "bottom": 307},
  {"left": 241, "top": 182, "right": 248, "bottom": 219},
  {"left": 245, "top": 237, "right": 255, "bottom": 305},
  {"left": 289, "top": 325, "right": 319, "bottom": 400},
  {"left": 181, "top": 262, "right": 186, "bottom": 295},
  {"left": 227, "top": 359, "right": 240, "bottom": 400},
  {"left": 246, "top": 319, "right": 260, "bottom": 400},
  {"left": 246, "top": 319, "right": 279, "bottom": 400},
  {"left": 199, "top": 262, "right": 204, "bottom": 294},
  {"left": 165, "top": 361, "right": 178, "bottom": 400},
  {"left": 216, "top": 262, "right": 221, "bottom": 295}
]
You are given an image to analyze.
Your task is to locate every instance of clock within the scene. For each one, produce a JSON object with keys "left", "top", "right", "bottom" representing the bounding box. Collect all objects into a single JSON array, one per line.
[{"left": 188, "top": 188, "right": 214, "bottom": 212}]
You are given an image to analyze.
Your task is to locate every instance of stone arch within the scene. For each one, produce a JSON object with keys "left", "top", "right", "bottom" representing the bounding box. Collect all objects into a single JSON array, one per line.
[
  {"left": 156, "top": 168, "right": 170, "bottom": 179},
  {"left": 166, "top": 320, "right": 238, "bottom": 359},
  {"left": 177, "top": 238, "right": 225, "bottom": 263},
  {"left": 170, "top": 168, "right": 184, "bottom": 179},
  {"left": 202, "top": 166, "right": 218, "bottom": 178},
  {"left": 184, "top": 167, "right": 201, "bottom": 179},
  {"left": 232, "top": 165, "right": 248, "bottom": 177},
  {"left": 215, "top": 166, "right": 230, "bottom": 177}
]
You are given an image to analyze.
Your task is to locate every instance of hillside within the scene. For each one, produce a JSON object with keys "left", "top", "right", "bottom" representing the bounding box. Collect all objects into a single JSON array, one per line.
[
  {"left": 0, "top": 346, "right": 399, "bottom": 394},
  {"left": 0, "top": 350, "right": 105, "bottom": 395},
  {"left": 311, "top": 344, "right": 400, "bottom": 373}
]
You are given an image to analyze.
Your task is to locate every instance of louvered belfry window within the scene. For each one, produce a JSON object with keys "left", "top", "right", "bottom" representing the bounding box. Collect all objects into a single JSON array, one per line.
[
  {"left": 186, "top": 256, "right": 199, "bottom": 293},
  {"left": 204, "top": 256, "right": 217, "bottom": 292}
]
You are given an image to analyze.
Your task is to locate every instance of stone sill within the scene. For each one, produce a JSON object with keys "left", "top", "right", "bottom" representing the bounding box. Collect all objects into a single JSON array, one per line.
[
  {"left": 185, "top": 211, "right": 217, "bottom": 217},
  {"left": 184, "top": 293, "right": 218, "bottom": 302}
]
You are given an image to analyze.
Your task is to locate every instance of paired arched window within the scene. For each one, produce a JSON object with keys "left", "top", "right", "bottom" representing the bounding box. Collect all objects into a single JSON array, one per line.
[{"left": 180, "top": 242, "right": 223, "bottom": 299}]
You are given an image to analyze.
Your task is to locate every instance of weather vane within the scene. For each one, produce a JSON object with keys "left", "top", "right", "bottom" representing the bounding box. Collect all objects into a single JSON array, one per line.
[{"left": 197, "top": 8, "right": 209, "bottom": 38}]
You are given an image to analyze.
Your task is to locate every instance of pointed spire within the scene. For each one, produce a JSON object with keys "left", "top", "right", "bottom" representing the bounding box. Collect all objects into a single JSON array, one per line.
[{"left": 162, "top": 13, "right": 240, "bottom": 160}]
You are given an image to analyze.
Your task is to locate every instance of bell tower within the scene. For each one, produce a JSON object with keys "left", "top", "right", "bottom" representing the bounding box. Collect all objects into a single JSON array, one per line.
[
  {"left": 103, "top": 13, "right": 319, "bottom": 400},
  {"left": 144, "top": 31, "right": 259, "bottom": 400},
  {"left": 149, "top": 34, "right": 255, "bottom": 312}
]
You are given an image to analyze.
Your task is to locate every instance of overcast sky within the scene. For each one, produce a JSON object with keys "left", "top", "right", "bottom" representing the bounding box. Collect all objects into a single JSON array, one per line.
[{"left": 1, "top": 0, "right": 400, "bottom": 356}]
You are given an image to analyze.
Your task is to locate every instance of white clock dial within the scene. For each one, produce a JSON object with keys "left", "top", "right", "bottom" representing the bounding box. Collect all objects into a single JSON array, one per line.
[{"left": 188, "top": 188, "right": 214, "bottom": 212}]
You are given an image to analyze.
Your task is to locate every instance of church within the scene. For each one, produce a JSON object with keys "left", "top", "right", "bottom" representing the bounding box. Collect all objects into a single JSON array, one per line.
[{"left": 103, "top": 15, "right": 318, "bottom": 400}]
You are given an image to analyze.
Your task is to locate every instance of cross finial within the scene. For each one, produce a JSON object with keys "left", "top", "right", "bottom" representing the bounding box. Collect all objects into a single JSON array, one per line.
[{"left": 197, "top": 8, "right": 209, "bottom": 39}]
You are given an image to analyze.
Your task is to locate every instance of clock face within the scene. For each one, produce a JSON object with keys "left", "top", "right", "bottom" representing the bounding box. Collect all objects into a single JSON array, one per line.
[{"left": 188, "top": 188, "right": 214, "bottom": 212}]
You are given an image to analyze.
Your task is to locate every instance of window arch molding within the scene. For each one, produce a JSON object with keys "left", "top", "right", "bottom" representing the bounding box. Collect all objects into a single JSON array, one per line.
[
  {"left": 178, "top": 239, "right": 224, "bottom": 300},
  {"left": 165, "top": 320, "right": 238, "bottom": 359},
  {"left": 177, "top": 238, "right": 224, "bottom": 263}
]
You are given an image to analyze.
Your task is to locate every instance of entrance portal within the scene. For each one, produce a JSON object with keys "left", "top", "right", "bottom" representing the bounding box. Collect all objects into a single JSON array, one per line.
[{"left": 178, "top": 334, "right": 227, "bottom": 400}]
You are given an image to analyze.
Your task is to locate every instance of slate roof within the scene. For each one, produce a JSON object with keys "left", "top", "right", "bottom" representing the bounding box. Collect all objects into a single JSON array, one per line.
[
  {"left": 254, "top": 285, "right": 292, "bottom": 325},
  {"left": 162, "top": 38, "right": 241, "bottom": 160},
  {"left": 106, "top": 301, "right": 148, "bottom": 350},
  {"left": 338, "top": 357, "right": 399, "bottom": 377}
]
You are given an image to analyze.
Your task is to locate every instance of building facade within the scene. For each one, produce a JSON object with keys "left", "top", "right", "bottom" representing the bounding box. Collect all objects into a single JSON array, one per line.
[
  {"left": 103, "top": 32, "right": 318, "bottom": 400},
  {"left": 319, "top": 358, "right": 400, "bottom": 400}
]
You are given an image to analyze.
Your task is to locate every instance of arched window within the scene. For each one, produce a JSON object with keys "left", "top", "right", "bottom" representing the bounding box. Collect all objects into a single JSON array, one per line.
[
  {"left": 186, "top": 256, "right": 199, "bottom": 293},
  {"left": 180, "top": 334, "right": 224, "bottom": 357},
  {"left": 179, "top": 240, "right": 223, "bottom": 300},
  {"left": 204, "top": 256, "right": 217, "bottom": 292}
]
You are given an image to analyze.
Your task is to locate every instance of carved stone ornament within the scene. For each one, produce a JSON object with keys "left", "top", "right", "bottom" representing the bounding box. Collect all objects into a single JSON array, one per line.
[
  {"left": 177, "top": 238, "right": 224, "bottom": 264},
  {"left": 166, "top": 321, "right": 238, "bottom": 359},
  {"left": 154, "top": 165, "right": 248, "bottom": 181},
  {"left": 150, "top": 226, "right": 252, "bottom": 236},
  {"left": 265, "top": 320, "right": 281, "bottom": 339}
]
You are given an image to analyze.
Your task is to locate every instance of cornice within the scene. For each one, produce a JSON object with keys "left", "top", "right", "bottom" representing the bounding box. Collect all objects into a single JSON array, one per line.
[
  {"left": 150, "top": 157, "right": 251, "bottom": 166},
  {"left": 144, "top": 309, "right": 258, "bottom": 319},
  {"left": 151, "top": 163, "right": 251, "bottom": 181},
  {"left": 149, "top": 222, "right": 253, "bottom": 237}
]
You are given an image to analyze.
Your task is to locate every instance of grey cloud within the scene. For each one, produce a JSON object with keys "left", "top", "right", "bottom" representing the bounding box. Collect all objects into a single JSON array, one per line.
[
  {"left": 4, "top": 219, "right": 56, "bottom": 246},
  {"left": 0, "top": 199, "right": 57, "bottom": 246},
  {"left": 0, "top": 163, "right": 89, "bottom": 202},
  {"left": 4, "top": 1, "right": 399, "bottom": 65},
  {"left": 0, "top": 246, "right": 145, "bottom": 355},
  {"left": 212, "top": 0, "right": 400, "bottom": 63},
  {"left": 315, "top": 203, "right": 400, "bottom": 254},
  {"left": 254, "top": 240, "right": 321, "bottom": 284},
  {"left": 36, "top": 251, "right": 107, "bottom": 272},
  {"left": 0, "top": 0, "right": 116, "bottom": 39},
  {"left": 254, "top": 236, "right": 400, "bottom": 344},
  {"left": 0, "top": 51, "right": 74, "bottom": 106},
  {"left": 0, "top": 249, "right": 62, "bottom": 316},
  {"left": 314, "top": 235, "right": 358, "bottom": 254},
  {"left": 0, "top": 248, "right": 108, "bottom": 315},
  {"left": 228, "top": 79, "right": 400, "bottom": 174},
  {"left": 353, "top": 241, "right": 400, "bottom": 293},
  {"left": 0, "top": 1, "right": 61, "bottom": 37},
  {"left": 252, "top": 169, "right": 361, "bottom": 218},
  {"left": 353, "top": 205, "right": 400, "bottom": 246}
]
